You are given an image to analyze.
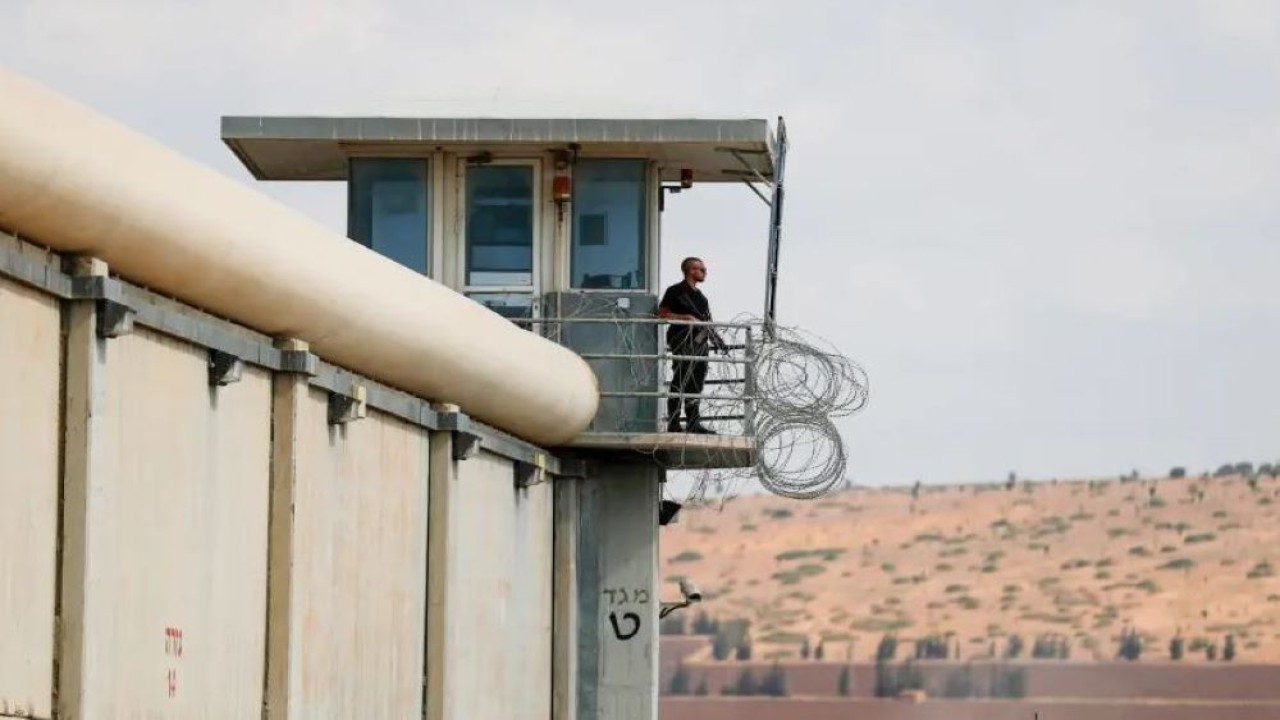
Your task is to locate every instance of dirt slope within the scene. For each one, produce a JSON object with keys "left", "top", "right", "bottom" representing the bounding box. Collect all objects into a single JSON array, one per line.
[{"left": 660, "top": 473, "right": 1280, "bottom": 662}]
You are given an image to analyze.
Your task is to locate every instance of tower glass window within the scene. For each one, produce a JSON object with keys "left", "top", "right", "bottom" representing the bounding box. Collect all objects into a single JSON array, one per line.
[
  {"left": 348, "top": 159, "right": 430, "bottom": 274},
  {"left": 466, "top": 165, "right": 535, "bottom": 287},
  {"left": 571, "top": 159, "right": 647, "bottom": 290}
]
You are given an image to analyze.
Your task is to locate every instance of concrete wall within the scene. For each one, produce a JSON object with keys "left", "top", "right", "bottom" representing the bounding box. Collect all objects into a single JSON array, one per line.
[
  {"left": 0, "top": 277, "right": 61, "bottom": 718},
  {"left": 267, "top": 381, "right": 431, "bottom": 719},
  {"left": 428, "top": 447, "right": 554, "bottom": 720},
  {"left": 60, "top": 323, "right": 273, "bottom": 719},
  {"left": 661, "top": 697, "right": 1280, "bottom": 720},
  {"left": 576, "top": 463, "right": 662, "bottom": 720},
  {"left": 668, "top": 658, "right": 1280, "bottom": 702},
  {"left": 0, "top": 233, "right": 574, "bottom": 720}
]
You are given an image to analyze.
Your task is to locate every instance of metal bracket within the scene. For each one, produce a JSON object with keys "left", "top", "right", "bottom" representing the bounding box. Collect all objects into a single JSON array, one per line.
[
  {"left": 208, "top": 349, "right": 244, "bottom": 386},
  {"left": 437, "top": 410, "right": 483, "bottom": 461},
  {"left": 514, "top": 453, "right": 549, "bottom": 488},
  {"left": 96, "top": 299, "right": 136, "bottom": 339},
  {"left": 328, "top": 385, "right": 368, "bottom": 425},
  {"left": 453, "top": 431, "right": 481, "bottom": 461}
]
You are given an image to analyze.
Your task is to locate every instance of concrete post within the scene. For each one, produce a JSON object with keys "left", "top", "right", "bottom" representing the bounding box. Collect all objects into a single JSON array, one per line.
[
  {"left": 58, "top": 257, "right": 113, "bottom": 720},
  {"left": 264, "top": 337, "right": 310, "bottom": 720},
  {"left": 574, "top": 461, "right": 662, "bottom": 720}
]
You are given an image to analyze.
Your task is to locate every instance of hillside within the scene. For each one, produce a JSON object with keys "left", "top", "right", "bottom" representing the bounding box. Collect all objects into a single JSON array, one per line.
[{"left": 660, "top": 471, "right": 1280, "bottom": 663}]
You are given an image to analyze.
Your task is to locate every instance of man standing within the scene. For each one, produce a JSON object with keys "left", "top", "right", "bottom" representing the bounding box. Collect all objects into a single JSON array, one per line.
[{"left": 658, "top": 257, "right": 724, "bottom": 433}]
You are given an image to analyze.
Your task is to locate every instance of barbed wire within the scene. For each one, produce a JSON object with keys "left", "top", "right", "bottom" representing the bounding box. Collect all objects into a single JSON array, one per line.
[{"left": 540, "top": 297, "right": 869, "bottom": 505}]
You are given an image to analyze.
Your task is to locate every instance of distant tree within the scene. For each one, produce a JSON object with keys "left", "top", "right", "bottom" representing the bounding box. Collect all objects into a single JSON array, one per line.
[
  {"left": 668, "top": 663, "right": 691, "bottom": 695},
  {"left": 912, "top": 480, "right": 922, "bottom": 500},
  {"left": 1117, "top": 628, "right": 1142, "bottom": 661},
  {"left": 692, "top": 611, "right": 715, "bottom": 635},
  {"left": 897, "top": 660, "right": 924, "bottom": 693},
  {"left": 660, "top": 613, "right": 687, "bottom": 636},
  {"left": 1224, "top": 634, "right": 1236, "bottom": 662},
  {"left": 1249, "top": 476, "right": 1260, "bottom": 493},
  {"left": 1006, "top": 472, "right": 1017, "bottom": 491},
  {"left": 735, "top": 668, "right": 760, "bottom": 697},
  {"left": 1004, "top": 634, "right": 1025, "bottom": 659},
  {"left": 712, "top": 619, "right": 749, "bottom": 661},
  {"left": 1207, "top": 643, "right": 1218, "bottom": 661},
  {"left": 1236, "top": 462, "right": 1255, "bottom": 477},
  {"left": 712, "top": 632, "right": 733, "bottom": 661},
  {"left": 1169, "top": 634, "right": 1184, "bottom": 661},
  {"left": 694, "top": 676, "right": 709, "bottom": 696},
  {"left": 800, "top": 637, "right": 811, "bottom": 660},
  {"left": 762, "top": 662, "right": 789, "bottom": 697},
  {"left": 837, "top": 665, "right": 852, "bottom": 697},
  {"left": 735, "top": 638, "right": 753, "bottom": 661},
  {"left": 1259, "top": 464, "right": 1275, "bottom": 478},
  {"left": 875, "top": 634, "right": 898, "bottom": 662},
  {"left": 1170, "top": 467, "right": 1186, "bottom": 479},
  {"left": 988, "top": 641, "right": 997, "bottom": 659},
  {"left": 815, "top": 640, "right": 826, "bottom": 661}
]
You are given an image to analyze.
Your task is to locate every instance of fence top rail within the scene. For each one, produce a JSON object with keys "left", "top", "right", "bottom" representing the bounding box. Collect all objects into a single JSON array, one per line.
[{"left": 525, "top": 316, "right": 758, "bottom": 330}]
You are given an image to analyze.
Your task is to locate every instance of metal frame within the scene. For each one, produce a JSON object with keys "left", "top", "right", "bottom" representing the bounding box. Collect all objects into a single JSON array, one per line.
[
  {"left": 0, "top": 230, "right": 581, "bottom": 478},
  {"left": 530, "top": 314, "right": 759, "bottom": 435},
  {"left": 457, "top": 156, "right": 545, "bottom": 320}
]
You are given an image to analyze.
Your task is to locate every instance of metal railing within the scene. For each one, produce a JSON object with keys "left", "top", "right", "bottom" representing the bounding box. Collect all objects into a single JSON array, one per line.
[{"left": 526, "top": 316, "right": 759, "bottom": 436}]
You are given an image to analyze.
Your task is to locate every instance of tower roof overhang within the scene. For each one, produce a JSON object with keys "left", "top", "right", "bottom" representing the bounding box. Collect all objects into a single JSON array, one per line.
[{"left": 221, "top": 116, "right": 776, "bottom": 183}]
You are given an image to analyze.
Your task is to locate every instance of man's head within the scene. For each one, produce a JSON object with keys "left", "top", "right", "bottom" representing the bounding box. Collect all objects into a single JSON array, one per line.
[{"left": 681, "top": 256, "right": 707, "bottom": 285}]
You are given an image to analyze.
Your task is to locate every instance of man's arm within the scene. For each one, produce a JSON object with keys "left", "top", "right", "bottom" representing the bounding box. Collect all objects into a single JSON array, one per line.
[{"left": 657, "top": 306, "right": 700, "bottom": 322}]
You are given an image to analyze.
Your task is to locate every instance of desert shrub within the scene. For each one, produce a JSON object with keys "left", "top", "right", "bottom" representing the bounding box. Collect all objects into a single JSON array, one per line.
[
  {"left": 1185, "top": 533, "right": 1216, "bottom": 544},
  {"left": 668, "top": 662, "right": 691, "bottom": 695},
  {"left": 936, "top": 562, "right": 954, "bottom": 572},
  {"left": 1170, "top": 467, "right": 1186, "bottom": 478},
  {"left": 880, "top": 562, "right": 897, "bottom": 573},
  {"left": 741, "top": 523, "right": 758, "bottom": 532},
  {"left": 1128, "top": 546, "right": 1151, "bottom": 557},
  {"left": 1159, "top": 558, "right": 1195, "bottom": 571},
  {"left": 957, "top": 596, "right": 980, "bottom": 610},
  {"left": 764, "top": 508, "right": 794, "bottom": 520},
  {"left": 670, "top": 550, "right": 703, "bottom": 563},
  {"left": 1247, "top": 561, "right": 1275, "bottom": 579},
  {"left": 1061, "top": 559, "right": 1092, "bottom": 570}
]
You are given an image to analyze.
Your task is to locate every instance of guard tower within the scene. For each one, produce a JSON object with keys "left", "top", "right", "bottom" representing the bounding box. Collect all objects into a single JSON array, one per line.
[{"left": 222, "top": 115, "right": 788, "bottom": 719}]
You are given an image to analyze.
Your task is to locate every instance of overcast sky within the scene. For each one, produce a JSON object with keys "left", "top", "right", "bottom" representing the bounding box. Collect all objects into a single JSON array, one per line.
[{"left": 4, "top": 1, "right": 1277, "bottom": 486}]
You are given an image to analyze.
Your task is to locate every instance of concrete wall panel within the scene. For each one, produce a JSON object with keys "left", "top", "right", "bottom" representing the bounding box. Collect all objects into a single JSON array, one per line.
[
  {"left": 576, "top": 465, "right": 662, "bottom": 720},
  {"left": 0, "top": 278, "right": 60, "bottom": 718},
  {"left": 430, "top": 450, "right": 553, "bottom": 720},
  {"left": 270, "top": 386, "right": 430, "bottom": 719},
  {"left": 62, "top": 326, "right": 272, "bottom": 718}
]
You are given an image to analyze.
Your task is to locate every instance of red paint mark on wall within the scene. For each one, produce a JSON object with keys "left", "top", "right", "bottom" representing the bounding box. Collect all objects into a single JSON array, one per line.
[{"left": 164, "top": 626, "right": 184, "bottom": 698}]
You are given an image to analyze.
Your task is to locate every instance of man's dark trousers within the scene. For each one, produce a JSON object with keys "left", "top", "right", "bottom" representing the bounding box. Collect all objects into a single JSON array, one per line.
[{"left": 667, "top": 338, "right": 708, "bottom": 428}]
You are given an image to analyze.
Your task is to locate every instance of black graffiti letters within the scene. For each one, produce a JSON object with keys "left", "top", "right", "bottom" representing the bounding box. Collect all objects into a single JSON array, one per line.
[{"left": 609, "top": 611, "right": 641, "bottom": 641}]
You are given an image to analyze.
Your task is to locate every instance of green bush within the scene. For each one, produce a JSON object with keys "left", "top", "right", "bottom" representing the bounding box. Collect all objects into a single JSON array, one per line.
[{"left": 1158, "top": 558, "right": 1195, "bottom": 571}]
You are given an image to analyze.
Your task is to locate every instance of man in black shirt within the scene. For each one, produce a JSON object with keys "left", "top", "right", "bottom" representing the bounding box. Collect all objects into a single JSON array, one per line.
[{"left": 658, "top": 257, "right": 724, "bottom": 433}]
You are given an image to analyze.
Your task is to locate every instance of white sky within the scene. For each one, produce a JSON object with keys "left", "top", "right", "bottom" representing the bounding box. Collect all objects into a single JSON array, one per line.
[{"left": 4, "top": 0, "right": 1278, "bottom": 486}]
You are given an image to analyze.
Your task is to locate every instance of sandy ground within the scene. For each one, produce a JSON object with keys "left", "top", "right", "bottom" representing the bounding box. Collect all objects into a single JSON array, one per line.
[{"left": 660, "top": 473, "right": 1280, "bottom": 662}]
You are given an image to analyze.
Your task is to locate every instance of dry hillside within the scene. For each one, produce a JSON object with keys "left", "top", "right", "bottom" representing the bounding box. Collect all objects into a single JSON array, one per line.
[{"left": 660, "top": 471, "right": 1280, "bottom": 662}]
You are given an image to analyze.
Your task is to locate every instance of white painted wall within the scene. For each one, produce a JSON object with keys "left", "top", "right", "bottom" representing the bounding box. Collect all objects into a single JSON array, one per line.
[{"left": 0, "top": 277, "right": 60, "bottom": 719}]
